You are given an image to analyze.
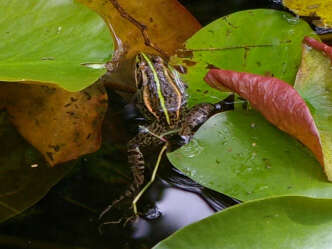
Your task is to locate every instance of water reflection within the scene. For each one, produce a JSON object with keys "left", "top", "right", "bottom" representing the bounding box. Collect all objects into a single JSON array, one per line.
[
  {"left": 132, "top": 180, "right": 215, "bottom": 243},
  {"left": 124, "top": 164, "right": 240, "bottom": 247}
]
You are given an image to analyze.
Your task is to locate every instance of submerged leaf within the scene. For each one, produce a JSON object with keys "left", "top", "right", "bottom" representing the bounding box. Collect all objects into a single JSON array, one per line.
[
  {"left": 0, "top": 82, "right": 107, "bottom": 166},
  {"left": 204, "top": 68, "right": 323, "bottom": 169},
  {"left": 154, "top": 196, "right": 332, "bottom": 249},
  {"left": 170, "top": 9, "right": 317, "bottom": 106},
  {"left": 0, "top": 112, "right": 74, "bottom": 222},
  {"left": 294, "top": 38, "right": 332, "bottom": 180}
]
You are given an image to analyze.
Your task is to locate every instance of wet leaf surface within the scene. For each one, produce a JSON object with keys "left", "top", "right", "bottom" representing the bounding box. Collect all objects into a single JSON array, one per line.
[
  {"left": 294, "top": 38, "right": 332, "bottom": 180},
  {"left": 204, "top": 68, "right": 323, "bottom": 172},
  {"left": 284, "top": 0, "right": 332, "bottom": 29},
  {"left": 168, "top": 110, "right": 332, "bottom": 201},
  {"left": 0, "top": 0, "right": 113, "bottom": 91},
  {"left": 79, "top": 0, "right": 201, "bottom": 91},
  {"left": 154, "top": 196, "right": 332, "bottom": 249},
  {"left": 170, "top": 9, "right": 316, "bottom": 106},
  {"left": 0, "top": 112, "right": 74, "bottom": 223},
  {"left": 0, "top": 82, "right": 108, "bottom": 166}
]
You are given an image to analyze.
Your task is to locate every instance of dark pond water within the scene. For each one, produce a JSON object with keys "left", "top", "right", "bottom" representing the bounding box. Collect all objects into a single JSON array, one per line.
[{"left": 0, "top": 1, "right": 289, "bottom": 249}]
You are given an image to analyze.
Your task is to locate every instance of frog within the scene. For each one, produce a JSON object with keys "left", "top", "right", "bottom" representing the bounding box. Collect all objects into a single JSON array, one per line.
[{"left": 100, "top": 52, "right": 233, "bottom": 220}]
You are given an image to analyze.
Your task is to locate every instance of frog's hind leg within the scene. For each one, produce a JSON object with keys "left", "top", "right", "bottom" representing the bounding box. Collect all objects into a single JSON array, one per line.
[
  {"left": 99, "top": 143, "right": 145, "bottom": 220},
  {"left": 128, "top": 143, "right": 145, "bottom": 190},
  {"left": 132, "top": 143, "right": 167, "bottom": 215}
]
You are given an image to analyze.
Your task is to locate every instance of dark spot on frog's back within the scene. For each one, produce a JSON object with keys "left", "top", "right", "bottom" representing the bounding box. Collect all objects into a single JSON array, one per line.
[
  {"left": 173, "top": 65, "right": 187, "bottom": 74},
  {"left": 182, "top": 60, "right": 197, "bottom": 67}
]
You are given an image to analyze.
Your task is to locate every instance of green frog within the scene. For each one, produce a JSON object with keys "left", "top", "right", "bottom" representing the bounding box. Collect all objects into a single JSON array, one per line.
[{"left": 101, "top": 52, "right": 232, "bottom": 219}]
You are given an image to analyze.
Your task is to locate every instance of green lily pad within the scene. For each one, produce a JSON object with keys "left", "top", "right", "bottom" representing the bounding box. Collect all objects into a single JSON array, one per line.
[
  {"left": 168, "top": 110, "right": 332, "bottom": 201},
  {"left": 294, "top": 43, "right": 332, "bottom": 180},
  {"left": 0, "top": 0, "right": 113, "bottom": 91},
  {"left": 154, "top": 196, "right": 332, "bottom": 249},
  {"left": 0, "top": 112, "right": 74, "bottom": 223},
  {"left": 170, "top": 9, "right": 317, "bottom": 105}
]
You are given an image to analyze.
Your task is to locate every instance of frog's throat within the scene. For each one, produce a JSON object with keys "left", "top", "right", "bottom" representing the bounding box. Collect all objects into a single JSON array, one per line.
[{"left": 141, "top": 52, "right": 171, "bottom": 125}]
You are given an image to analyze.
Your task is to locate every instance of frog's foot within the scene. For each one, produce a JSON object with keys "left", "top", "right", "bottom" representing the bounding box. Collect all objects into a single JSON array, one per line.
[
  {"left": 98, "top": 201, "right": 119, "bottom": 220},
  {"left": 99, "top": 188, "right": 133, "bottom": 220},
  {"left": 98, "top": 217, "right": 124, "bottom": 234}
]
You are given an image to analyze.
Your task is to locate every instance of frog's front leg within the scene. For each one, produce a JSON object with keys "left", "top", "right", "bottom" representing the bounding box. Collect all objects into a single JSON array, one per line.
[
  {"left": 180, "top": 95, "right": 234, "bottom": 140},
  {"left": 180, "top": 103, "right": 217, "bottom": 139}
]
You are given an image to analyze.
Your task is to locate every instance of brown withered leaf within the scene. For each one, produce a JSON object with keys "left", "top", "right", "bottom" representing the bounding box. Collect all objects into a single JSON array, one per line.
[
  {"left": 78, "top": 0, "right": 201, "bottom": 90},
  {"left": 0, "top": 82, "right": 107, "bottom": 166}
]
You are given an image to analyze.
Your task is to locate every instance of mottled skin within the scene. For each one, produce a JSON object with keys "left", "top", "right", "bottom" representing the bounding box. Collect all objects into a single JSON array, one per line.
[
  {"left": 126, "top": 53, "right": 223, "bottom": 204},
  {"left": 101, "top": 53, "right": 230, "bottom": 218}
]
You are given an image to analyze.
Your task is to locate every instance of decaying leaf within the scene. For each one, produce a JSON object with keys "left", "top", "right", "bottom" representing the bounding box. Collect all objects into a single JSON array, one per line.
[
  {"left": 283, "top": 0, "right": 332, "bottom": 28},
  {"left": 294, "top": 38, "right": 332, "bottom": 181},
  {"left": 78, "top": 0, "right": 201, "bottom": 90},
  {"left": 0, "top": 82, "right": 107, "bottom": 166},
  {"left": 204, "top": 68, "right": 325, "bottom": 176}
]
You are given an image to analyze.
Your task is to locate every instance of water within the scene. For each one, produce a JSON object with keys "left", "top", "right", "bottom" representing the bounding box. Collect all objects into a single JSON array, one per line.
[{"left": 0, "top": 1, "right": 289, "bottom": 248}]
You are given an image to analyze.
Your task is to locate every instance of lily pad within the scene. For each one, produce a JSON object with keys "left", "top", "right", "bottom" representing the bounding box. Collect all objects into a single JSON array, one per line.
[
  {"left": 167, "top": 110, "right": 332, "bottom": 201},
  {"left": 0, "top": 0, "right": 113, "bottom": 91},
  {"left": 0, "top": 112, "right": 74, "bottom": 223},
  {"left": 154, "top": 196, "right": 332, "bottom": 249},
  {"left": 294, "top": 39, "right": 332, "bottom": 180},
  {"left": 170, "top": 9, "right": 317, "bottom": 105}
]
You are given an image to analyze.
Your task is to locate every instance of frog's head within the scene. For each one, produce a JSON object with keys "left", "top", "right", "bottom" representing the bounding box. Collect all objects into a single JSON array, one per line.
[{"left": 134, "top": 53, "right": 187, "bottom": 126}]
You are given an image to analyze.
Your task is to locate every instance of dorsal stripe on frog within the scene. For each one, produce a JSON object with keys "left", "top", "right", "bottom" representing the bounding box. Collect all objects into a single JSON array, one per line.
[
  {"left": 141, "top": 52, "right": 171, "bottom": 125},
  {"left": 161, "top": 64, "right": 182, "bottom": 121}
]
